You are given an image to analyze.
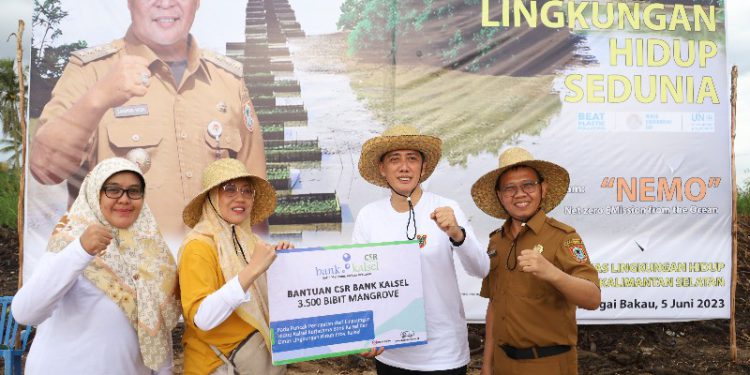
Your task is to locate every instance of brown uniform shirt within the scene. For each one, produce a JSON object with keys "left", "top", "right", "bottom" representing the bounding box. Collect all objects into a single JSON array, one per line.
[
  {"left": 480, "top": 211, "right": 599, "bottom": 349},
  {"left": 37, "top": 28, "right": 262, "bottom": 235}
]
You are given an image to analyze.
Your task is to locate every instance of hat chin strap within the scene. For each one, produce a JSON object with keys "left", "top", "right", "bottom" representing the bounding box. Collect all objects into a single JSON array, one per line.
[
  {"left": 385, "top": 163, "right": 424, "bottom": 241},
  {"left": 208, "top": 195, "right": 249, "bottom": 264}
]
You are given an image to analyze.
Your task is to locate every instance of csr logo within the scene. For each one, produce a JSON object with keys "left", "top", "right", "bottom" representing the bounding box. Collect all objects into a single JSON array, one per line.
[{"left": 600, "top": 177, "right": 721, "bottom": 202}]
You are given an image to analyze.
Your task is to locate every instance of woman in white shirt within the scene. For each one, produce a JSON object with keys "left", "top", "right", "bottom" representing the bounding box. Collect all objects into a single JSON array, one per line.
[{"left": 12, "top": 157, "right": 180, "bottom": 375}]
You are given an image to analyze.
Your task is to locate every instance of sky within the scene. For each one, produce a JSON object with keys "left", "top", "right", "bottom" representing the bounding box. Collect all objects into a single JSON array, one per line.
[
  {"left": 0, "top": 0, "right": 748, "bottom": 182},
  {"left": 0, "top": 0, "right": 31, "bottom": 60}
]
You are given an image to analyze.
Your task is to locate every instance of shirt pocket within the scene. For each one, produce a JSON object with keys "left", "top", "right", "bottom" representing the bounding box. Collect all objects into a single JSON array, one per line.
[
  {"left": 104, "top": 118, "right": 164, "bottom": 188},
  {"left": 105, "top": 119, "right": 163, "bottom": 151},
  {"left": 510, "top": 252, "right": 557, "bottom": 299},
  {"left": 488, "top": 254, "right": 502, "bottom": 298},
  {"left": 203, "top": 125, "right": 243, "bottom": 158}
]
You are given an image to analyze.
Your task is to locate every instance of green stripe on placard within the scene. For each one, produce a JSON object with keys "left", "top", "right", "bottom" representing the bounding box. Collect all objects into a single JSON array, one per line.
[
  {"left": 322, "top": 240, "right": 418, "bottom": 250},
  {"left": 272, "top": 347, "right": 372, "bottom": 366}
]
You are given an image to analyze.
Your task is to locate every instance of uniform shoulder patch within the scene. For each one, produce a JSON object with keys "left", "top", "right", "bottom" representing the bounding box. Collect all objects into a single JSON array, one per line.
[
  {"left": 563, "top": 238, "right": 589, "bottom": 263},
  {"left": 202, "top": 50, "right": 243, "bottom": 78},
  {"left": 547, "top": 217, "right": 576, "bottom": 234},
  {"left": 489, "top": 227, "right": 502, "bottom": 238},
  {"left": 70, "top": 41, "right": 121, "bottom": 64}
]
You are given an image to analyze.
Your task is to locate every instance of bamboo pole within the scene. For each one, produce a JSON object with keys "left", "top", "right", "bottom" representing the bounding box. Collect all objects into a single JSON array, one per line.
[
  {"left": 730, "top": 65, "right": 738, "bottom": 362},
  {"left": 14, "top": 20, "right": 26, "bottom": 289}
]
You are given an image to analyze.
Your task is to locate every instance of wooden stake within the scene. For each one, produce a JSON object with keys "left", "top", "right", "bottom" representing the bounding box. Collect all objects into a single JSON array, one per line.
[
  {"left": 730, "top": 65, "right": 738, "bottom": 362},
  {"left": 14, "top": 20, "right": 27, "bottom": 289}
]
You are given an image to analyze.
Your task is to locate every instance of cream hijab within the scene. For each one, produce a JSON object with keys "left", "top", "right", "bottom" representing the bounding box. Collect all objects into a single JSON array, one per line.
[
  {"left": 46, "top": 158, "right": 180, "bottom": 370},
  {"left": 180, "top": 187, "right": 272, "bottom": 350}
]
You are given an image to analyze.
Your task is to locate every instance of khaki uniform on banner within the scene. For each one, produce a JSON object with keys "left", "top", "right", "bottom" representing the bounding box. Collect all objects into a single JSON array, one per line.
[
  {"left": 480, "top": 211, "right": 599, "bottom": 375},
  {"left": 36, "top": 29, "right": 262, "bottom": 235}
]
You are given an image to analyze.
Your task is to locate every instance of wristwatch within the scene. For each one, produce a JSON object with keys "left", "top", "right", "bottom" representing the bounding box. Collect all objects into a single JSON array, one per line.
[{"left": 449, "top": 227, "right": 466, "bottom": 247}]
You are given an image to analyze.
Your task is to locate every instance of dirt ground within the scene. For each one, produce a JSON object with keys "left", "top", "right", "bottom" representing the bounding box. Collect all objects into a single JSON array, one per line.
[{"left": 2, "top": 218, "right": 749, "bottom": 374}]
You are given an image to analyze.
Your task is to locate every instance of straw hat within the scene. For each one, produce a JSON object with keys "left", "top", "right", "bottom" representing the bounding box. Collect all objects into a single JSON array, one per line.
[
  {"left": 471, "top": 147, "right": 569, "bottom": 219},
  {"left": 182, "top": 158, "right": 276, "bottom": 227},
  {"left": 358, "top": 124, "right": 442, "bottom": 187}
]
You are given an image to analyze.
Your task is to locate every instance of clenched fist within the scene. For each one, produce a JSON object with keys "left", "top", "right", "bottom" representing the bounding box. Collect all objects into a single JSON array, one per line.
[
  {"left": 430, "top": 206, "right": 464, "bottom": 242},
  {"left": 517, "top": 249, "right": 558, "bottom": 281},
  {"left": 91, "top": 55, "right": 151, "bottom": 110},
  {"left": 238, "top": 241, "right": 281, "bottom": 292},
  {"left": 80, "top": 224, "right": 113, "bottom": 256}
]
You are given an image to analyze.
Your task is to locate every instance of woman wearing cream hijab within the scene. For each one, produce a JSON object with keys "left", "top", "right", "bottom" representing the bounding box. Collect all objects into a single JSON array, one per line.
[
  {"left": 179, "top": 158, "right": 290, "bottom": 375},
  {"left": 13, "top": 157, "right": 180, "bottom": 374}
]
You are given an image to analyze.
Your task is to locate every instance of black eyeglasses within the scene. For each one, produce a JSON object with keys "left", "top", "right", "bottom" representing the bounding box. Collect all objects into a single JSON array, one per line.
[
  {"left": 221, "top": 183, "right": 255, "bottom": 199},
  {"left": 499, "top": 181, "right": 540, "bottom": 198},
  {"left": 102, "top": 185, "right": 144, "bottom": 200}
]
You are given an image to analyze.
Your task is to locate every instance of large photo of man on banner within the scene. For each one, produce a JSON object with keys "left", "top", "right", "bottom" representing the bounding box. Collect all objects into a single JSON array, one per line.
[
  {"left": 26, "top": 0, "right": 731, "bottom": 327},
  {"left": 29, "top": 0, "right": 265, "bottom": 239}
]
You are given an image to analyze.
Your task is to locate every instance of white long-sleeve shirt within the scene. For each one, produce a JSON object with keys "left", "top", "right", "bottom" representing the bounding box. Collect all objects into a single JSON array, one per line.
[
  {"left": 352, "top": 191, "right": 490, "bottom": 371},
  {"left": 12, "top": 238, "right": 172, "bottom": 375},
  {"left": 192, "top": 274, "right": 252, "bottom": 331}
]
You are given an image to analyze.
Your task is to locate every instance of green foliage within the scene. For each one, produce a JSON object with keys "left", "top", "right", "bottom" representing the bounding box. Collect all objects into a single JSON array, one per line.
[
  {"left": 0, "top": 169, "right": 19, "bottom": 228},
  {"left": 31, "top": 41, "right": 87, "bottom": 81},
  {"left": 267, "top": 165, "right": 290, "bottom": 180},
  {"left": 337, "top": 0, "right": 367, "bottom": 30},
  {"left": 263, "top": 123, "right": 284, "bottom": 132},
  {"left": 0, "top": 129, "right": 22, "bottom": 169},
  {"left": 266, "top": 142, "right": 318, "bottom": 152},
  {"left": 30, "top": 0, "right": 87, "bottom": 117},
  {"left": 343, "top": 0, "right": 398, "bottom": 55},
  {"left": 274, "top": 198, "right": 339, "bottom": 215},
  {"left": 0, "top": 59, "right": 20, "bottom": 135},
  {"left": 739, "top": 172, "right": 750, "bottom": 216},
  {"left": 0, "top": 59, "right": 24, "bottom": 168},
  {"left": 33, "top": 0, "right": 68, "bottom": 53},
  {"left": 441, "top": 29, "right": 463, "bottom": 62},
  {"left": 336, "top": 0, "right": 506, "bottom": 70}
]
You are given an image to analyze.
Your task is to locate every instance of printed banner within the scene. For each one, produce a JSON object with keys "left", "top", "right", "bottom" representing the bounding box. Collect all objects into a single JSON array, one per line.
[
  {"left": 25, "top": 0, "right": 730, "bottom": 324},
  {"left": 267, "top": 241, "right": 427, "bottom": 365}
]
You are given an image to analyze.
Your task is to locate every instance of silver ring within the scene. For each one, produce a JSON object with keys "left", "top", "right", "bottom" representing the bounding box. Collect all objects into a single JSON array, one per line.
[{"left": 140, "top": 72, "right": 151, "bottom": 87}]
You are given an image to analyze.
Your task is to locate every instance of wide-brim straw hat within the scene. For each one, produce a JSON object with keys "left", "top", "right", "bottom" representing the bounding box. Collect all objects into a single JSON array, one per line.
[
  {"left": 471, "top": 147, "right": 569, "bottom": 219},
  {"left": 358, "top": 124, "right": 442, "bottom": 187},
  {"left": 183, "top": 158, "right": 276, "bottom": 227}
]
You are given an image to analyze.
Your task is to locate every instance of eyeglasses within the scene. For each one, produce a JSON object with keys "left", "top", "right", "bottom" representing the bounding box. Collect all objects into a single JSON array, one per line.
[
  {"left": 221, "top": 183, "right": 255, "bottom": 199},
  {"left": 499, "top": 181, "right": 540, "bottom": 198},
  {"left": 102, "top": 186, "right": 144, "bottom": 200}
]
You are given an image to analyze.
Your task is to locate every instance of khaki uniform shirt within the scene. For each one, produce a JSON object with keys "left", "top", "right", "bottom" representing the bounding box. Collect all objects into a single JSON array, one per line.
[
  {"left": 480, "top": 211, "right": 599, "bottom": 349},
  {"left": 37, "top": 28, "right": 261, "bottom": 235}
]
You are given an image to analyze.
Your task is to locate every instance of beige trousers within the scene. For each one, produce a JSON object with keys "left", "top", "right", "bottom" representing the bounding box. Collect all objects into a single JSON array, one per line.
[{"left": 210, "top": 332, "right": 286, "bottom": 375}]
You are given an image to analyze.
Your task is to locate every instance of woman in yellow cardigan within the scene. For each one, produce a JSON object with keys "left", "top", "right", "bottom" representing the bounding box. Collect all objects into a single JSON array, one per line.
[{"left": 178, "top": 158, "right": 290, "bottom": 375}]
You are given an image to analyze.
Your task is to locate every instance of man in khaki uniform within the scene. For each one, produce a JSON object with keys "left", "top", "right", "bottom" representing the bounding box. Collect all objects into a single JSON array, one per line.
[
  {"left": 30, "top": 0, "right": 265, "bottom": 238},
  {"left": 471, "top": 147, "right": 600, "bottom": 375}
]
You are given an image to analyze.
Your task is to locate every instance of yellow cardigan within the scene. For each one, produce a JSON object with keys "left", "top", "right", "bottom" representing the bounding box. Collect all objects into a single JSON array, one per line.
[{"left": 178, "top": 239, "right": 256, "bottom": 375}]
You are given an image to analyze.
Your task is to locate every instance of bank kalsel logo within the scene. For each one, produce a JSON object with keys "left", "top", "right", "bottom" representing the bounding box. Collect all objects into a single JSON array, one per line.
[
  {"left": 314, "top": 252, "right": 380, "bottom": 278},
  {"left": 314, "top": 252, "right": 351, "bottom": 277}
]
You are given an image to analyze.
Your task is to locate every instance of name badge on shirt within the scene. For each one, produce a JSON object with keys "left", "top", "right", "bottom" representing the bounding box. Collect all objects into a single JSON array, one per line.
[{"left": 113, "top": 104, "right": 149, "bottom": 118}]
